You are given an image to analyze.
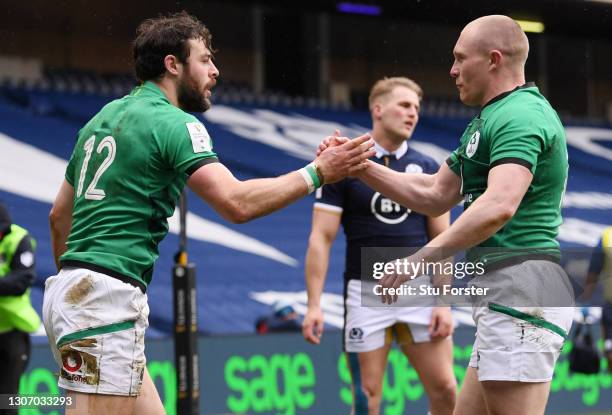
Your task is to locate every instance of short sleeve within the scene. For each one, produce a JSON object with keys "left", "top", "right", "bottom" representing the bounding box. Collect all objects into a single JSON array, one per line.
[
  {"left": 65, "top": 145, "right": 78, "bottom": 186},
  {"left": 445, "top": 149, "right": 461, "bottom": 176},
  {"left": 158, "top": 117, "right": 219, "bottom": 176},
  {"left": 313, "top": 180, "right": 347, "bottom": 213},
  {"left": 488, "top": 115, "right": 544, "bottom": 173}
]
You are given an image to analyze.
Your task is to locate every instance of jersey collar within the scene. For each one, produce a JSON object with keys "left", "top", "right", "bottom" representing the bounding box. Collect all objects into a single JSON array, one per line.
[
  {"left": 478, "top": 82, "right": 536, "bottom": 117},
  {"left": 374, "top": 140, "right": 408, "bottom": 160},
  {"left": 134, "top": 81, "right": 171, "bottom": 103}
]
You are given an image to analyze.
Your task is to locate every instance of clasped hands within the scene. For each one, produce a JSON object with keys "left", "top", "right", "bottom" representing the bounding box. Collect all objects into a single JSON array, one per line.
[{"left": 313, "top": 130, "right": 375, "bottom": 183}]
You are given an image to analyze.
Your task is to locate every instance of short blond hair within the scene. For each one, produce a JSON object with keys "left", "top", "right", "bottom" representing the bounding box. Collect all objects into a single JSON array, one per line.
[{"left": 368, "top": 77, "right": 423, "bottom": 110}]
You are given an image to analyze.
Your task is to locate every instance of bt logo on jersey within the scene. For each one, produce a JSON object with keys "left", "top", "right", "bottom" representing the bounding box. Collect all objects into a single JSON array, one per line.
[
  {"left": 381, "top": 199, "right": 401, "bottom": 213},
  {"left": 370, "top": 192, "right": 410, "bottom": 224}
]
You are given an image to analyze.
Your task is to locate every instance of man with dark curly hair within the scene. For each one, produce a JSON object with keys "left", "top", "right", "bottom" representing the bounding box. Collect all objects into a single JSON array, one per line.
[{"left": 43, "top": 11, "right": 373, "bottom": 414}]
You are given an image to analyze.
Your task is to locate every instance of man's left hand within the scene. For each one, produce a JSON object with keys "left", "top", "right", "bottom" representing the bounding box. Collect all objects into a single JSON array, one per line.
[
  {"left": 429, "top": 306, "right": 454, "bottom": 339},
  {"left": 379, "top": 256, "right": 415, "bottom": 305}
]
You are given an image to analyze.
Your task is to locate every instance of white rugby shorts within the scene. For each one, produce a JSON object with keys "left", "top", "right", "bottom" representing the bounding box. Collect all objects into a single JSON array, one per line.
[
  {"left": 344, "top": 279, "right": 439, "bottom": 353},
  {"left": 467, "top": 260, "right": 574, "bottom": 382},
  {"left": 42, "top": 268, "right": 149, "bottom": 396}
]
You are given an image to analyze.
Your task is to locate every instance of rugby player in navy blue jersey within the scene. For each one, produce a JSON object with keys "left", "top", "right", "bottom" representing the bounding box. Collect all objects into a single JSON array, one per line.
[{"left": 303, "top": 77, "right": 456, "bottom": 415}]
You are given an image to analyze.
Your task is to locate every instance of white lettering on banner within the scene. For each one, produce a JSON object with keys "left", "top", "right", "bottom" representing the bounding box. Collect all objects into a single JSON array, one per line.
[
  {"left": 565, "top": 127, "right": 612, "bottom": 161},
  {"left": 204, "top": 106, "right": 359, "bottom": 160},
  {"left": 203, "top": 105, "right": 452, "bottom": 164},
  {"left": 203, "top": 108, "right": 612, "bottom": 167},
  {"left": 563, "top": 192, "right": 612, "bottom": 209},
  {"left": 558, "top": 218, "right": 608, "bottom": 246}
]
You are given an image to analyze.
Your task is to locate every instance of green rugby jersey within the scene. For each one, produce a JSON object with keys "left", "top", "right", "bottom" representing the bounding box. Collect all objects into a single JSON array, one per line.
[
  {"left": 446, "top": 84, "right": 568, "bottom": 268},
  {"left": 61, "top": 81, "right": 218, "bottom": 289}
]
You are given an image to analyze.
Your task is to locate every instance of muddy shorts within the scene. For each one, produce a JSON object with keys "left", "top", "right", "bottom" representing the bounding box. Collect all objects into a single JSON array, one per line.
[
  {"left": 467, "top": 260, "right": 574, "bottom": 382},
  {"left": 344, "top": 279, "right": 437, "bottom": 352},
  {"left": 42, "top": 268, "right": 149, "bottom": 396}
]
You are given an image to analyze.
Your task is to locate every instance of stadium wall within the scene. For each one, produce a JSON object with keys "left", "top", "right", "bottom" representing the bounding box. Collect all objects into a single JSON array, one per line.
[{"left": 3, "top": 1, "right": 612, "bottom": 118}]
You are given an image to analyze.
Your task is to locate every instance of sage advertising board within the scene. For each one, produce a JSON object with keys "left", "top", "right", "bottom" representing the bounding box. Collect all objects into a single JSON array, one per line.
[{"left": 19, "top": 327, "right": 612, "bottom": 414}]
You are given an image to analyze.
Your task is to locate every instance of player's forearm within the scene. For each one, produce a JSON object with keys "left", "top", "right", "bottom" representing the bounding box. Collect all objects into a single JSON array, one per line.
[
  {"left": 49, "top": 180, "right": 75, "bottom": 271},
  {"left": 422, "top": 193, "right": 513, "bottom": 261},
  {"left": 49, "top": 213, "right": 71, "bottom": 270},
  {"left": 426, "top": 211, "right": 452, "bottom": 290},
  {"left": 231, "top": 171, "right": 309, "bottom": 223},
  {"left": 357, "top": 162, "right": 447, "bottom": 216},
  {"left": 432, "top": 261, "right": 453, "bottom": 290},
  {"left": 304, "top": 238, "right": 332, "bottom": 308}
]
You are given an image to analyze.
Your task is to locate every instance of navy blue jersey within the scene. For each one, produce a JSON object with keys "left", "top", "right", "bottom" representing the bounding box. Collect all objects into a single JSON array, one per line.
[{"left": 315, "top": 141, "right": 439, "bottom": 280}]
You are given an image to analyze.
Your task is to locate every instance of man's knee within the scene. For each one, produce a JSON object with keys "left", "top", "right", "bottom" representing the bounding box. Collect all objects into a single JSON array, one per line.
[
  {"left": 429, "top": 378, "right": 458, "bottom": 406},
  {"left": 356, "top": 381, "right": 383, "bottom": 415}
]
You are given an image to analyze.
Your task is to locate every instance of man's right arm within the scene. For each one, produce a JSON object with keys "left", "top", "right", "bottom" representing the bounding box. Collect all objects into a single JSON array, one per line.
[
  {"left": 355, "top": 161, "right": 463, "bottom": 217},
  {"left": 187, "top": 134, "right": 373, "bottom": 223},
  {"left": 49, "top": 180, "right": 74, "bottom": 271},
  {"left": 302, "top": 208, "right": 341, "bottom": 344}
]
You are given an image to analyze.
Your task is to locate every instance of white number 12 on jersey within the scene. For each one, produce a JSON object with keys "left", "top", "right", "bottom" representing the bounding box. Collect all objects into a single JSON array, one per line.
[{"left": 76, "top": 135, "right": 116, "bottom": 200}]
